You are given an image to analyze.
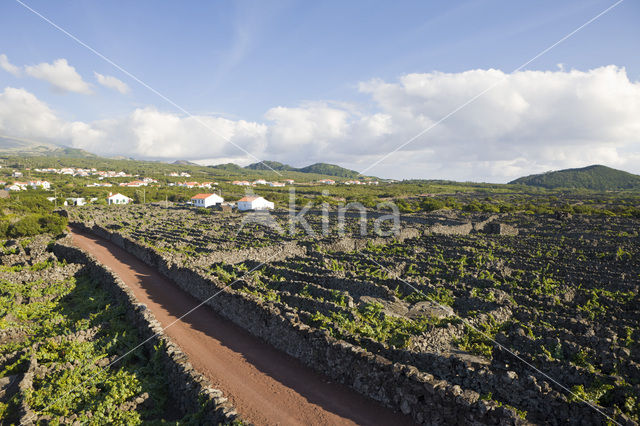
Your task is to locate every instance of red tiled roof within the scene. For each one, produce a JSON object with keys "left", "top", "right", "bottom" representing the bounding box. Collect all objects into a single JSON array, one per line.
[
  {"left": 191, "top": 193, "right": 215, "bottom": 199},
  {"left": 238, "top": 196, "right": 260, "bottom": 202}
]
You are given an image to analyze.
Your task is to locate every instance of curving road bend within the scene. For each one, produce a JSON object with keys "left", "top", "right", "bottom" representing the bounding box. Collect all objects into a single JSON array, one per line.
[{"left": 69, "top": 228, "right": 413, "bottom": 425}]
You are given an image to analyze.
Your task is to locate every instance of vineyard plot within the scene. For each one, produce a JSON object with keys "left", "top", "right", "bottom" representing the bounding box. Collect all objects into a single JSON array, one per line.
[
  {"left": 71, "top": 205, "right": 640, "bottom": 424},
  {"left": 0, "top": 236, "right": 191, "bottom": 424}
]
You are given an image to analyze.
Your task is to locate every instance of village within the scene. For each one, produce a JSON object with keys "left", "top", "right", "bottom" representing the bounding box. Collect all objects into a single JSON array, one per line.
[{"left": 0, "top": 164, "right": 379, "bottom": 211}]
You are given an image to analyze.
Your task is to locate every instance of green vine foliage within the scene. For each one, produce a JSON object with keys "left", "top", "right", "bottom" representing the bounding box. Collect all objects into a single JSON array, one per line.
[{"left": 0, "top": 254, "right": 190, "bottom": 424}]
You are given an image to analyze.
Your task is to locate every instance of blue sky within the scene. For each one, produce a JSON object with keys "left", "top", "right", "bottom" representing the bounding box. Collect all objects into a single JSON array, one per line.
[{"left": 1, "top": 0, "right": 639, "bottom": 181}]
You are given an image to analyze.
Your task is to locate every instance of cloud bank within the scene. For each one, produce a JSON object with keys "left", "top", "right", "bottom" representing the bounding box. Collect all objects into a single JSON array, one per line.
[
  {"left": 94, "top": 72, "right": 130, "bottom": 94},
  {"left": 25, "top": 59, "right": 93, "bottom": 94},
  {"left": 0, "top": 54, "right": 20, "bottom": 76},
  {"left": 1, "top": 65, "right": 639, "bottom": 181}
]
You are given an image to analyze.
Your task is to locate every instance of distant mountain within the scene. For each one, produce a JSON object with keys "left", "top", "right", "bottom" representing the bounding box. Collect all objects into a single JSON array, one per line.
[
  {"left": 244, "top": 161, "right": 295, "bottom": 171},
  {"left": 0, "top": 135, "right": 96, "bottom": 158},
  {"left": 173, "top": 160, "right": 199, "bottom": 166},
  {"left": 297, "top": 162, "right": 360, "bottom": 178},
  {"left": 208, "top": 163, "right": 245, "bottom": 172},
  {"left": 244, "top": 161, "right": 361, "bottom": 178},
  {"left": 510, "top": 165, "right": 640, "bottom": 190}
]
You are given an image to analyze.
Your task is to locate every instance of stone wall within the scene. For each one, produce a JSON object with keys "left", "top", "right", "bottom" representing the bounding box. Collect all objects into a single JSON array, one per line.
[
  {"left": 50, "top": 239, "right": 239, "bottom": 424},
  {"left": 70, "top": 221, "right": 525, "bottom": 425}
]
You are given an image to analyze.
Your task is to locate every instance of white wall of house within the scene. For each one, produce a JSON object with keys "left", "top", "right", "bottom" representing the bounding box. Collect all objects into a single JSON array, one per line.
[
  {"left": 191, "top": 194, "right": 224, "bottom": 208},
  {"left": 108, "top": 193, "right": 131, "bottom": 205},
  {"left": 66, "top": 198, "right": 86, "bottom": 206},
  {"left": 238, "top": 197, "right": 274, "bottom": 211}
]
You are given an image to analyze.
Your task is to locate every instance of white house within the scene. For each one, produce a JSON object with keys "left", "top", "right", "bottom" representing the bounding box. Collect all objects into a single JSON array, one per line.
[
  {"left": 107, "top": 193, "right": 132, "bottom": 205},
  {"left": 317, "top": 179, "right": 336, "bottom": 185},
  {"left": 191, "top": 193, "right": 224, "bottom": 208},
  {"left": 252, "top": 179, "right": 268, "bottom": 185},
  {"left": 29, "top": 180, "right": 51, "bottom": 190},
  {"left": 7, "top": 184, "right": 25, "bottom": 191},
  {"left": 237, "top": 196, "right": 274, "bottom": 211},
  {"left": 65, "top": 197, "right": 86, "bottom": 206}
]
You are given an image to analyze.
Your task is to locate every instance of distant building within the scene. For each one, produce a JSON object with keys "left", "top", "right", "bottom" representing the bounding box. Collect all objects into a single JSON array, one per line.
[
  {"left": 232, "top": 180, "right": 251, "bottom": 186},
  {"left": 107, "top": 193, "right": 132, "bottom": 205},
  {"left": 179, "top": 181, "right": 212, "bottom": 189},
  {"left": 252, "top": 179, "right": 268, "bottom": 185},
  {"left": 191, "top": 193, "right": 224, "bottom": 208},
  {"left": 65, "top": 197, "right": 86, "bottom": 206},
  {"left": 283, "top": 179, "right": 295, "bottom": 184},
  {"left": 29, "top": 180, "right": 51, "bottom": 190},
  {"left": 119, "top": 180, "right": 146, "bottom": 187},
  {"left": 237, "top": 196, "right": 274, "bottom": 211},
  {"left": 267, "top": 182, "right": 285, "bottom": 187},
  {"left": 12, "top": 171, "right": 23, "bottom": 178},
  {"left": 7, "top": 184, "right": 25, "bottom": 191},
  {"left": 317, "top": 179, "right": 336, "bottom": 185}
]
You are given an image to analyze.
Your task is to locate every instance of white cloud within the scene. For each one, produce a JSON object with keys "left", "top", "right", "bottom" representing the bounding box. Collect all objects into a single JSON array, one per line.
[
  {"left": 25, "top": 58, "right": 92, "bottom": 94},
  {"left": 0, "top": 87, "right": 63, "bottom": 138},
  {"left": 0, "top": 54, "right": 20, "bottom": 76},
  {"left": 264, "top": 103, "right": 350, "bottom": 155},
  {"left": 0, "top": 87, "right": 267, "bottom": 160},
  {"left": 1, "top": 65, "right": 640, "bottom": 182},
  {"left": 352, "top": 66, "right": 640, "bottom": 179},
  {"left": 94, "top": 72, "right": 130, "bottom": 94},
  {"left": 68, "top": 107, "right": 268, "bottom": 160}
]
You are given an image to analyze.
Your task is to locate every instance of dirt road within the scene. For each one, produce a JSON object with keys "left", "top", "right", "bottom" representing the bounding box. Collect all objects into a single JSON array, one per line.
[{"left": 69, "top": 228, "right": 412, "bottom": 425}]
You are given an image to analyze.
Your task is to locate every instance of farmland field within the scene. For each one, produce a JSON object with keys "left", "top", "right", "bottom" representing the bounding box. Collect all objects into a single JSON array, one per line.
[
  {"left": 67, "top": 202, "right": 640, "bottom": 425},
  {"left": 0, "top": 235, "right": 192, "bottom": 424}
]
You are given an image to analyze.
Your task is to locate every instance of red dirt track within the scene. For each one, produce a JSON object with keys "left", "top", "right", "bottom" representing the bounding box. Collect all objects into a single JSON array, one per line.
[{"left": 70, "top": 228, "right": 413, "bottom": 425}]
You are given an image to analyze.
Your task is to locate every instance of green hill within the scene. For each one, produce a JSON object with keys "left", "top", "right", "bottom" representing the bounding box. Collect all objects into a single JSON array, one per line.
[
  {"left": 510, "top": 165, "right": 640, "bottom": 190},
  {"left": 244, "top": 161, "right": 296, "bottom": 171},
  {"left": 0, "top": 135, "right": 96, "bottom": 158},
  {"left": 297, "top": 162, "right": 361, "bottom": 178},
  {"left": 242, "top": 161, "right": 361, "bottom": 178},
  {"left": 173, "top": 160, "right": 199, "bottom": 166},
  {"left": 208, "top": 163, "right": 245, "bottom": 172}
]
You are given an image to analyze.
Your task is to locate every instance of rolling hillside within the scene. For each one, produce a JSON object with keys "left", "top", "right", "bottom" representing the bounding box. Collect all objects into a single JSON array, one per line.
[
  {"left": 0, "top": 135, "right": 96, "bottom": 158},
  {"left": 244, "top": 161, "right": 296, "bottom": 171},
  {"left": 510, "top": 165, "right": 640, "bottom": 190},
  {"left": 244, "top": 161, "right": 362, "bottom": 178}
]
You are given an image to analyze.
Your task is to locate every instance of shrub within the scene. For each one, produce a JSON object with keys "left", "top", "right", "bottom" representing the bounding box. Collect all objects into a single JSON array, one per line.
[
  {"left": 3, "top": 214, "right": 68, "bottom": 238},
  {"left": 420, "top": 198, "right": 446, "bottom": 212},
  {"left": 8, "top": 215, "right": 41, "bottom": 238},
  {"left": 38, "top": 214, "right": 68, "bottom": 234}
]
